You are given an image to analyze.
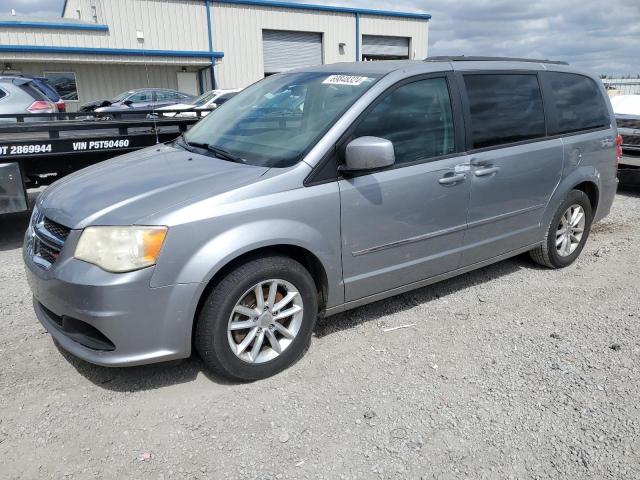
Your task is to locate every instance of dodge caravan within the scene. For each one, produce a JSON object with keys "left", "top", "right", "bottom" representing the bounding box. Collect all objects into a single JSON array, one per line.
[{"left": 23, "top": 57, "right": 619, "bottom": 380}]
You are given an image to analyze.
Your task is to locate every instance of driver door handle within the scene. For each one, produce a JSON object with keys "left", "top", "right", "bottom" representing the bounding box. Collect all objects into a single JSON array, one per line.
[
  {"left": 439, "top": 173, "right": 466, "bottom": 185},
  {"left": 474, "top": 166, "right": 500, "bottom": 177}
]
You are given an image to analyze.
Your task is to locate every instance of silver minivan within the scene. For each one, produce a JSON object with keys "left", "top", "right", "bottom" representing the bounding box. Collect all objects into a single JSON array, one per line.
[{"left": 23, "top": 58, "right": 619, "bottom": 380}]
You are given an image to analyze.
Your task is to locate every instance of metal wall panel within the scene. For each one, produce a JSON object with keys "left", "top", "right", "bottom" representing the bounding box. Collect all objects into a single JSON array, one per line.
[
  {"left": 362, "top": 35, "right": 409, "bottom": 57},
  {"left": 262, "top": 30, "right": 322, "bottom": 73},
  {"left": 0, "top": 0, "right": 209, "bottom": 52},
  {"left": 211, "top": 3, "right": 356, "bottom": 88},
  {"left": 11, "top": 62, "right": 188, "bottom": 110}
]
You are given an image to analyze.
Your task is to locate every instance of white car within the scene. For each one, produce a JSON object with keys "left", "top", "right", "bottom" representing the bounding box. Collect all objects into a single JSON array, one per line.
[
  {"left": 611, "top": 95, "right": 640, "bottom": 184},
  {"left": 157, "top": 89, "right": 242, "bottom": 117}
]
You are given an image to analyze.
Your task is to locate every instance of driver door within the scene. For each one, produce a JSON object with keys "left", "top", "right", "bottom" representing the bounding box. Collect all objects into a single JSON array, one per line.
[{"left": 339, "top": 75, "right": 471, "bottom": 302}]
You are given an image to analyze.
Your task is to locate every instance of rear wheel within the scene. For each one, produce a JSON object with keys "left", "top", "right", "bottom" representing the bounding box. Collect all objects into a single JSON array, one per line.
[
  {"left": 195, "top": 255, "right": 318, "bottom": 381},
  {"left": 530, "top": 189, "right": 593, "bottom": 268}
]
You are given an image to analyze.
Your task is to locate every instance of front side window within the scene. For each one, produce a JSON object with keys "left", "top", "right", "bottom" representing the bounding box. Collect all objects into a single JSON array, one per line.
[
  {"left": 128, "top": 91, "right": 152, "bottom": 102},
  {"left": 546, "top": 72, "right": 610, "bottom": 134},
  {"left": 464, "top": 74, "right": 545, "bottom": 149},
  {"left": 352, "top": 77, "right": 455, "bottom": 164},
  {"left": 184, "top": 72, "right": 381, "bottom": 167},
  {"left": 43, "top": 72, "right": 78, "bottom": 101}
]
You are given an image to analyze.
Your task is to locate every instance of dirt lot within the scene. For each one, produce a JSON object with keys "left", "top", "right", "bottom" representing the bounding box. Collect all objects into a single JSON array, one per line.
[{"left": 1, "top": 188, "right": 639, "bottom": 480}]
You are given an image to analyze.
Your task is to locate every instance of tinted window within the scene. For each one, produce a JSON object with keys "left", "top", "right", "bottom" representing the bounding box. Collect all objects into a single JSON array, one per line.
[
  {"left": 464, "top": 74, "right": 545, "bottom": 149},
  {"left": 352, "top": 77, "right": 455, "bottom": 164},
  {"left": 0, "top": 88, "right": 6, "bottom": 100},
  {"left": 547, "top": 72, "right": 610, "bottom": 134},
  {"left": 43, "top": 72, "right": 78, "bottom": 101}
]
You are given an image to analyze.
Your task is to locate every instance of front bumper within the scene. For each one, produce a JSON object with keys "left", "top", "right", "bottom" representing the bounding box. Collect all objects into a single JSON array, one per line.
[{"left": 23, "top": 228, "right": 201, "bottom": 367}]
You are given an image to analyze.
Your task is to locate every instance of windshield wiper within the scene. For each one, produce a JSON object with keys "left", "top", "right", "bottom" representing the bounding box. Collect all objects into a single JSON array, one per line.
[{"left": 177, "top": 135, "right": 244, "bottom": 163}]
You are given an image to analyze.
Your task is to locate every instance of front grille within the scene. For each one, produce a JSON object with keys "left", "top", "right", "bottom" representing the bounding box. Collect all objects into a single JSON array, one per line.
[
  {"left": 616, "top": 118, "right": 640, "bottom": 129},
  {"left": 31, "top": 213, "right": 71, "bottom": 268},
  {"left": 43, "top": 217, "right": 71, "bottom": 241},
  {"left": 622, "top": 135, "right": 640, "bottom": 147},
  {"left": 35, "top": 240, "right": 60, "bottom": 264}
]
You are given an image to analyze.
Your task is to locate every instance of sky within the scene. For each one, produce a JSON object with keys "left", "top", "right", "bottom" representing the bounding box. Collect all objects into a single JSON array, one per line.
[{"left": 1, "top": 0, "right": 638, "bottom": 74}]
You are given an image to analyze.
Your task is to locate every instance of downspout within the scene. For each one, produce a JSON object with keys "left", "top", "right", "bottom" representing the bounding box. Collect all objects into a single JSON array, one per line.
[
  {"left": 205, "top": 0, "right": 216, "bottom": 89},
  {"left": 355, "top": 12, "right": 360, "bottom": 61}
]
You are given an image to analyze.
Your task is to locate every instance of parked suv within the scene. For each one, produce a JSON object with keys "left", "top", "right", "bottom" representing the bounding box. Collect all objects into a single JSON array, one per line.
[
  {"left": 0, "top": 76, "right": 57, "bottom": 121},
  {"left": 24, "top": 58, "right": 619, "bottom": 381}
]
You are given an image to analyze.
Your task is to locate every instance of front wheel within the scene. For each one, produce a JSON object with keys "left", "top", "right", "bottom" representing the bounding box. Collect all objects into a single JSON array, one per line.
[
  {"left": 195, "top": 255, "right": 318, "bottom": 381},
  {"left": 530, "top": 189, "right": 593, "bottom": 268}
]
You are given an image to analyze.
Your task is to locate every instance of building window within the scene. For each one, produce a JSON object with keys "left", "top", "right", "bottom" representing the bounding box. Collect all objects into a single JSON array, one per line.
[{"left": 44, "top": 72, "right": 79, "bottom": 101}]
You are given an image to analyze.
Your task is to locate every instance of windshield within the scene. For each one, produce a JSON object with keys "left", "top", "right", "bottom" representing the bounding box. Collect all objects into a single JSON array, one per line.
[
  {"left": 192, "top": 90, "right": 217, "bottom": 107},
  {"left": 112, "top": 90, "right": 134, "bottom": 102},
  {"left": 184, "top": 71, "right": 381, "bottom": 167}
]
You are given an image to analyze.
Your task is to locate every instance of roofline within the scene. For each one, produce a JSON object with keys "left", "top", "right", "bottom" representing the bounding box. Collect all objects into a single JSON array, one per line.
[
  {"left": 0, "top": 45, "right": 224, "bottom": 59},
  {"left": 214, "top": 0, "right": 431, "bottom": 20},
  {"left": 425, "top": 56, "right": 568, "bottom": 66},
  {"left": 0, "top": 20, "right": 108, "bottom": 31},
  {"left": 60, "top": 0, "right": 430, "bottom": 20}
]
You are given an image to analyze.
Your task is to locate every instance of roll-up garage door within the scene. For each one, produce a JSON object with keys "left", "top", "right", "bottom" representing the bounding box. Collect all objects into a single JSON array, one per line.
[
  {"left": 263, "top": 30, "right": 323, "bottom": 75},
  {"left": 362, "top": 35, "right": 410, "bottom": 60}
]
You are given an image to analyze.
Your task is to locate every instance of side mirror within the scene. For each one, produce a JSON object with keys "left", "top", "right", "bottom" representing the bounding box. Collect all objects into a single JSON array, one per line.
[
  {"left": 122, "top": 99, "right": 134, "bottom": 106},
  {"left": 341, "top": 136, "right": 395, "bottom": 174}
]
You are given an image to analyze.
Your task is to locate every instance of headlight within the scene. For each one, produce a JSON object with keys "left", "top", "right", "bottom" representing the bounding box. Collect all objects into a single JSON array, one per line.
[{"left": 74, "top": 226, "right": 168, "bottom": 273}]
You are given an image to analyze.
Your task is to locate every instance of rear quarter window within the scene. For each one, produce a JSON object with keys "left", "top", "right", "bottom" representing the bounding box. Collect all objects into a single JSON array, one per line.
[
  {"left": 546, "top": 72, "right": 610, "bottom": 134},
  {"left": 0, "top": 88, "right": 6, "bottom": 100}
]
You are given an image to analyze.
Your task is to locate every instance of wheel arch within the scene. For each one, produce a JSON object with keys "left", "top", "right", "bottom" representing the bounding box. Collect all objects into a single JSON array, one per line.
[
  {"left": 191, "top": 243, "right": 331, "bottom": 342},
  {"left": 543, "top": 167, "right": 601, "bottom": 232}
]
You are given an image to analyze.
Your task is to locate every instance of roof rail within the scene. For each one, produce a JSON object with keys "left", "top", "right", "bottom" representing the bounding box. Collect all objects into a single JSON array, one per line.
[{"left": 424, "top": 56, "right": 569, "bottom": 66}]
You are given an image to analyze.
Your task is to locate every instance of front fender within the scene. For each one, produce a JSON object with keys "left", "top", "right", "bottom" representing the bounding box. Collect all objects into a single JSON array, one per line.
[{"left": 149, "top": 181, "right": 343, "bottom": 307}]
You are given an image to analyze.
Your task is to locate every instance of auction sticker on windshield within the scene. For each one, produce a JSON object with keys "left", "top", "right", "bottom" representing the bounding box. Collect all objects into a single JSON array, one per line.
[{"left": 322, "top": 75, "right": 371, "bottom": 86}]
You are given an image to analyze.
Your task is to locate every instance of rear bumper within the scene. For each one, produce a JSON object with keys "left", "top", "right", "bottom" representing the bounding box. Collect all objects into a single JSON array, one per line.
[{"left": 23, "top": 234, "right": 201, "bottom": 367}]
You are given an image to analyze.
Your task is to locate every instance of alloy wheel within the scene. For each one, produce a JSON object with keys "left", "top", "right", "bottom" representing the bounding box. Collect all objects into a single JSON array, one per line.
[
  {"left": 556, "top": 204, "right": 586, "bottom": 257},
  {"left": 227, "top": 279, "right": 303, "bottom": 364}
]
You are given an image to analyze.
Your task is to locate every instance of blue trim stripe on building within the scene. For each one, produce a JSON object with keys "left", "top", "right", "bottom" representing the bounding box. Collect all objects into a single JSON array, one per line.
[
  {"left": 0, "top": 45, "right": 224, "bottom": 59},
  {"left": 214, "top": 0, "right": 431, "bottom": 20},
  {"left": 0, "top": 20, "right": 108, "bottom": 31}
]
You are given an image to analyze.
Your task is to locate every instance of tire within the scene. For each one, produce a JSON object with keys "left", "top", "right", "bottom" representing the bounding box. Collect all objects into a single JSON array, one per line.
[
  {"left": 530, "top": 189, "right": 593, "bottom": 269},
  {"left": 195, "top": 255, "right": 318, "bottom": 381}
]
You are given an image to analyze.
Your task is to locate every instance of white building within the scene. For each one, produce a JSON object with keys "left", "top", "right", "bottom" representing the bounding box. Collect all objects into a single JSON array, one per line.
[{"left": 0, "top": 0, "right": 431, "bottom": 110}]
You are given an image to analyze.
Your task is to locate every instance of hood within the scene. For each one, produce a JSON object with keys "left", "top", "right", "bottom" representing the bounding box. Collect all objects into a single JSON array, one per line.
[
  {"left": 39, "top": 144, "right": 269, "bottom": 228},
  {"left": 80, "top": 99, "right": 111, "bottom": 111}
]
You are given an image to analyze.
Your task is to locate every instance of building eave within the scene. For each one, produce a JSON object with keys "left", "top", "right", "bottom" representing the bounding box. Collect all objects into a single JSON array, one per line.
[{"left": 0, "top": 45, "right": 224, "bottom": 59}]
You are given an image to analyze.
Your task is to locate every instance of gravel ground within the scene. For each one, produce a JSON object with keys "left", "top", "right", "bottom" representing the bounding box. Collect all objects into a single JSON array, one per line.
[{"left": 1, "top": 188, "right": 639, "bottom": 480}]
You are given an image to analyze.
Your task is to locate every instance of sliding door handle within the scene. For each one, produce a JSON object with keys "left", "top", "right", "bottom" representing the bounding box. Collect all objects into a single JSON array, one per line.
[
  {"left": 474, "top": 166, "right": 500, "bottom": 177},
  {"left": 439, "top": 173, "right": 466, "bottom": 185}
]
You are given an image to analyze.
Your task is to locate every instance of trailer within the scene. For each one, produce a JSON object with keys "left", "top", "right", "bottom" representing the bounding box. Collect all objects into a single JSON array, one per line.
[{"left": 0, "top": 110, "right": 207, "bottom": 215}]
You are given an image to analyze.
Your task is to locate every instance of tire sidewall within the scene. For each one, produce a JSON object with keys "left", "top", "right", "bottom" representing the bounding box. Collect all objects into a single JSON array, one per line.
[
  {"left": 546, "top": 190, "right": 593, "bottom": 268},
  {"left": 200, "top": 257, "right": 317, "bottom": 381}
]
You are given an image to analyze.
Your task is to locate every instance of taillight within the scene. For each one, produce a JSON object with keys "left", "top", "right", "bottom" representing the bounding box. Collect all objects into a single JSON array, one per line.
[
  {"left": 615, "top": 134, "right": 623, "bottom": 167},
  {"left": 27, "top": 100, "right": 54, "bottom": 113},
  {"left": 56, "top": 101, "right": 66, "bottom": 113}
]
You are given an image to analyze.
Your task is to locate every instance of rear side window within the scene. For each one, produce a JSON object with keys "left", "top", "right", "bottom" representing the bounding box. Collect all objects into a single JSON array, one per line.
[
  {"left": 464, "top": 74, "right": 545, "bottom": 149},
  {"left": 0, "top": 88, "right": 6, "bottom": 100},
  {"left": 352, "top": 77, "right": 455, "bottom": 165},
  {"left": 546, "top": 72, "right": 610, "bottom": 134}
]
